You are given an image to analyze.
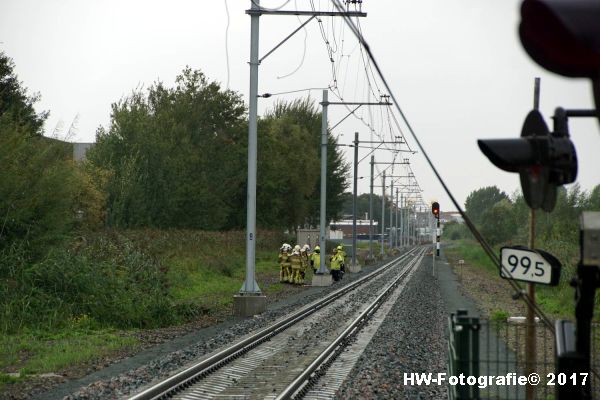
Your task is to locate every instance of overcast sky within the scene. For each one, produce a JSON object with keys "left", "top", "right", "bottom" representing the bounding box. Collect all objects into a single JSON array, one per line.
[{"left": 1, "top": 0, "right": 598, "bottom": 211}]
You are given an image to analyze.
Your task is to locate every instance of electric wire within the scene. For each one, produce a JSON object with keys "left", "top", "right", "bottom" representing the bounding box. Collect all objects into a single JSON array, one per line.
[
  {"left": 224, "top": 0, "right": 231, "bottom": 90},
  {"left": 250, "top": 0, "right": 292, "bottom": 11},
  {"left": 330, "top": 0, "right": 557, "bottom": 333},
  {"left": 263, "top": 0, "right": 418, "bottom": 199},
  {"left": 277, "top": 6, "right": 308, "bottom": 80},
  {"left": 262, "top": 87, "right": 329, "bottom": 97}
]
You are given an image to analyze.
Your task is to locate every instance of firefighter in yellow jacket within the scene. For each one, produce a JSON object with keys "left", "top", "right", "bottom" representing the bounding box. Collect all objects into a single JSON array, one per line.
[
  {"left": 337, "top": 245, "right": 347, "bottom": 274},
  {"left": 290, "top": 245, "right": 303, "bottom": 285},
  {"left": 300, "top": 244, "right": 310, "bottom": 282},
  {"left": 278, "top": 243, "right": 292, "bottom": 283},
  {"left": 310, "top": 245, "right": 321, "bottom": 274},
  {"left": 330, "top": 247, "right": 343, "bottom": 281}
]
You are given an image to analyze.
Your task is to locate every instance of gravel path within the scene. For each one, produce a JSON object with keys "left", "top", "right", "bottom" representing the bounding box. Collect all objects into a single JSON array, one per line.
[{"left": 336, "top": 253, "right": 448, "bottom": 400}]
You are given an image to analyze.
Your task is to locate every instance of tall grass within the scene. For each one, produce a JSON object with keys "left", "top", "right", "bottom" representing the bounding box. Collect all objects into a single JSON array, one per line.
[
  {"left": 0, "top": 232, "right": 174, "bottom": 333},
  {"left": 0, "top": 229, "right": 287, "bottom": 334}
]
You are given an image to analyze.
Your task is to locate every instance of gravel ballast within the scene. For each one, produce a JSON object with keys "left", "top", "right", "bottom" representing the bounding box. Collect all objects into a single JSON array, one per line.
[{"left": 336, "top": 253, "right": 448, "bottom": 400}]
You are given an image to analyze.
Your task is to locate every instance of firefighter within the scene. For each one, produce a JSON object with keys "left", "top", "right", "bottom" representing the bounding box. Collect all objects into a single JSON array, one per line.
[
  {"left": 310, "top": 245, "right": 321, "bottom": 274},
  {"left": 278, "top": 243, "right": 292, "bottom": 283},
  {"left": 300, "top": 244, "right": 310, "bottom": 282},
  {"left": 337, "top": 245, "right": 347, "bottom": 275},
  {"left": 330, "top": 247, "right": 342, "bottom": 282},
  {"left": 290, "top": 245, "right": 303, "bottom": 285}
]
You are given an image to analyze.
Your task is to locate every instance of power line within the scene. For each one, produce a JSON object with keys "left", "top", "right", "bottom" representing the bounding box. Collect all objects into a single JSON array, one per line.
[
  {"left": 277, "top": 7, "right": 309, "bottom": 79},
  {"left": 250, "top": 0, "right": 293, "bottom": 11},
  {"left": 259, "top": 87, "right": 328, "bottom": 97},
  {"left": 331, "top": 0, "right": 556, "bottom": 333},
  {"left": 224, "top": 0, "right": 231, "bottom": 90}
]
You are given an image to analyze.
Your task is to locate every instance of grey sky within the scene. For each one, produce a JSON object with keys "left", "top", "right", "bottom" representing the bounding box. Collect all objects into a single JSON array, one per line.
[{"left": 1, "top": 0, "right": 598, "bottom": 211}]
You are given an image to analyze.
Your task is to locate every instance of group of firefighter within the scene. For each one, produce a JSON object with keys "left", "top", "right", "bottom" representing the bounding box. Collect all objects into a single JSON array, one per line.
[{"left": 278, "top": 243, "right": 346, "bottom": 285}]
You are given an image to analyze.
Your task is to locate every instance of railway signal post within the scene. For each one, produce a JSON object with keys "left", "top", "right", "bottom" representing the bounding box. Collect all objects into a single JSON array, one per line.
[{"left": 432, "top": 201, "right": 440, "bottom": 256}]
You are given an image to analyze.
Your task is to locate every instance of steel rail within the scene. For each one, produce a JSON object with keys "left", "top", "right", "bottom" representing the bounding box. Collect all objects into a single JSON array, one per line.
[
  {"left": 129, "top": 248, "right": 420, "bottom": 400},
  {"left": 276, "top": 247, "right": 426, "bottom": 399}
]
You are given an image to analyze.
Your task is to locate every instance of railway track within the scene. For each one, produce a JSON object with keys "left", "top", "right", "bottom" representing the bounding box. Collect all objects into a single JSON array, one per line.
[{"left": 129, "top": 247, "right": 426, "bottom": 400}]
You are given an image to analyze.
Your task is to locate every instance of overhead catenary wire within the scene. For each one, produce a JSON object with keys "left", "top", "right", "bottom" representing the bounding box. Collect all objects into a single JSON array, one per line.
[
  {"left": 330, "top": 0, "right": 557, "bottom": 333},
  {"left": 250, "top": 0, "right": 293, "bottom": 11},
  {"left": 253, "top": 0, "right": 419, "bottom": 198},
  {"left": 277, "top": 1, "right": 309, "bottom": 79},
  {"left": 224, "top": 0, "right": 231, "bottom": 90},
  {"left": 260, "top": 87, "right": 329, "bottom": 97}
]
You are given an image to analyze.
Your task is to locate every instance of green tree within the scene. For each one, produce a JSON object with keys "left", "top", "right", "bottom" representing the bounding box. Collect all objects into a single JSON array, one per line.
[
  {"left": 256, "top": 98, "right": 349, "bottom": 231},
  {"left": 89, "top": 67, "right": 247, "bottom": 229},
  {"left": 341, "top": 192, "right": 386, "bottom": 228},
  {"left": 0, "top": 52, "right": 85, "bottom": 257},
  {"left": 464, "top": 186, "right": 510, "bottom": 226},
  {"left": 588, "top": 184, "right": 600, "bottom": 211},
  {"left": 479, "top": 199, "right": 517, "bottom": 245},
  {"left": 0, "top": 52, "right": 48, "bottom": 135}
]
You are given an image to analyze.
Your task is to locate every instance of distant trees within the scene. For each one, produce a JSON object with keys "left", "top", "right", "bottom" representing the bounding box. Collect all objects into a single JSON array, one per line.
[
  {"left": 340, "top": 192, "right": 386, "bottom": 228},
  {"left": 464, "top": 186, "right": 510, "bottom": 226},
  {"left": 258, "top": 98, "right": 348, "bottom": 231},
  {"left": 0, "top": 52, "right": 89, "bottom": 258},
  {"left": 89, "top": 69, "right": 349, "bottom": 231},
  {"left": 461, "top": 184, "right": 600, "bottom": 249},
  {"left": 478, "top": 199, "right": 517, "bottom": 245},
  {"left": 0, "top": 52, "right": 47, "bottom": 135},
  {"left": 89, "top": 68, "right": 247, "bottom": 230}
]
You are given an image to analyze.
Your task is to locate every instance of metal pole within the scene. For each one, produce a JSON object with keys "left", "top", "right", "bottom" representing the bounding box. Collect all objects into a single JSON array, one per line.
[
  {"left": 318, "top": 90, "right": 329, "bottom": 274},
  {"left": 369, "top": 155, "right": 374, "bottom": 260},
  {"left": 406, "top": 202, "right": 410, "bottom": 246},
  {"left": 380, "top": 171, "right": 385, "bottom": 257},
  {"left": 526, "top": 76, "right": 541, "bottom": 400},
  {"left": 399, "top": 194, "right": 403, "bottom": 247},
  {"left": 436, "top": 213, "right": 441, "bottom": 256},
  {"left": 415, "top": 207, "right": 419, "bottom": 245},
  {"left": 241, "top": 0, "right": 261, "bottom": 294},
  {"left": 432, "top": 212, "right": 436, "bottom": 275},
  {"left": 389, "top": 180, "right": 394, "bottom": 248},
  {"left": 395, "top": 188, "right": 399, "bottom": 248},
  {"left": 352, "top": 132, "right": 358, "bottom": 267}
]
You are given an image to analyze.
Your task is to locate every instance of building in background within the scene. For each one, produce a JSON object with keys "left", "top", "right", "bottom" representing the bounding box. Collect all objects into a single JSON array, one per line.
[{"left": 73, "top": 142, "right": 94, "bottom": 161}]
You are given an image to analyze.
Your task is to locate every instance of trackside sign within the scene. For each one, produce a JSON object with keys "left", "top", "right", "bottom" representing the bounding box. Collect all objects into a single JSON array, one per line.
[{"left": 500, "top": 246, "right": 561, "bottom": 286}]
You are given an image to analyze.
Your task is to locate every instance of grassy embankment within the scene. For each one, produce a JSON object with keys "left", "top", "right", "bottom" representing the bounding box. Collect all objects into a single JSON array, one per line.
[
  {"left": 444, "top": 239, "right": 582, "bottom": 320},
  {"left": 0, "top": 229, "right": 288, "bottom": 389}
]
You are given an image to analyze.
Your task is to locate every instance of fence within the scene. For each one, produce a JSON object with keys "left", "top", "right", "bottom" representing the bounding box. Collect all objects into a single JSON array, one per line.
[{"left": 448, "top": 310, "right": 600, "bottom": 399}]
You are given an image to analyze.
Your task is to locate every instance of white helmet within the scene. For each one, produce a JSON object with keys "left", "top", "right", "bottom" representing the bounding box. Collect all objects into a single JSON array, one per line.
[
  {"left": 294, "top": 245, "right": 301, "bottom": 252},
  {"left": 302, "top": 244, "right": 310, "bottom": 252},
  {"left": 282, "top": 243, "right": 292, "bottom": 252}
]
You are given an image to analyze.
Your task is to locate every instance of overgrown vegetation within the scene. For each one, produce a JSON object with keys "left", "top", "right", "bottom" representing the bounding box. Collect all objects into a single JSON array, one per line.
[
  {"left": 0, "top": 51, "right": 345, "bottom": 385},
  {"left": 0, "top": 53, "right": 346, "bottom": 332},
  {"left": 88, "top": 71, "right": 348, "bottom": 231},
  {"left": 446, "top": 184, "right": 600, "bottom": 318}
]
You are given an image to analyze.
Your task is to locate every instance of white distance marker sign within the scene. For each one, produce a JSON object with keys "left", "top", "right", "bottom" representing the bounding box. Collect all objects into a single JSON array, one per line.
[{"left": 500, "top": 246, "right": 561, "bottom": 286}]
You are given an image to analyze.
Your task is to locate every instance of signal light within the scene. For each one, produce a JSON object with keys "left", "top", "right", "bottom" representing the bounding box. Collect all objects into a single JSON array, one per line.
[
  {"left": 478, "top": 109, "right": 577, "bottom": 212},
  {"left": 519, "top": 0, "right": 600, "bottom": 116},
  {"left": 519, "top": 0, "right": 600, "bottom": 81},
  {"left": 432, "top": 202, "right": 440, "bottom": 218}
]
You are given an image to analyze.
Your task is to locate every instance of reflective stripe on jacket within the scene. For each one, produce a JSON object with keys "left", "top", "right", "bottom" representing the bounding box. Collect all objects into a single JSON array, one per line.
[
  {"left": 279, "top": 252, "right": 291, "bottom": 267},
  {"left": 290, "top": 254, "right": 302, "bottom": 269}
]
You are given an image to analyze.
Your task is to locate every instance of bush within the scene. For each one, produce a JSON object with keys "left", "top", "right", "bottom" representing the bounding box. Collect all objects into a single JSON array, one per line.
[
  {"left": 444, "top": 221, "right": 471, "bottom": 241},
  {"left": 0, "top": 233, "right": 175, "bottom": 333}
]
